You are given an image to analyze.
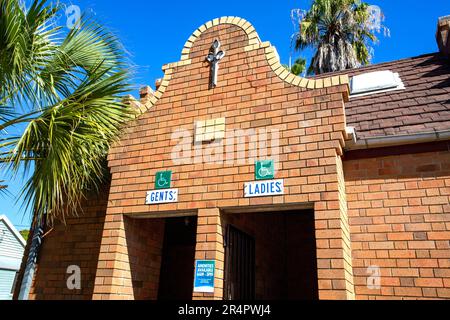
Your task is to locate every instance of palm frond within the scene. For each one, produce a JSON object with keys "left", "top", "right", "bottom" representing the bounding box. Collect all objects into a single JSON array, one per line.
[
  {"left": 0, "top": 0, "right": 61, "bottom": 108},
  {"left": 295, "top": 0, "right": 383, "bottom": 74},
  {"left": 2, "top": 70, "right": 135, "bottom": 224},
  {"left": 0, "top": 180, "right": 7, "bottom": 194},
  {"left": 0, "top": 0, "right": 135, "bottom": 224}
]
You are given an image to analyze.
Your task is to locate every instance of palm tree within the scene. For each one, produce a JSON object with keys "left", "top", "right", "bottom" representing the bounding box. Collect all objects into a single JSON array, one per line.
[
  {"left": 1, "top": 0, "right": 136, "bottom": 300},
  {"left": 0, "top": 0, "right": 135, "bottom": 226},
  {"left": 295, "top": 0, "right": 379, "bottom": 75}
]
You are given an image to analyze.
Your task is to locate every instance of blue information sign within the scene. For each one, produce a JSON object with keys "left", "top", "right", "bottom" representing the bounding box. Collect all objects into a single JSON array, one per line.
[{"left": 193, "top": 260, "right": 215, "bottom": 293}]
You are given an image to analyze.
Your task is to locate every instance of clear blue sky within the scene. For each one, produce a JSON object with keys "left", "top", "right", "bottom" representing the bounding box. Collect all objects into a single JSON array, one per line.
[{"left": 1, "top": 0, "right": 449, "bottom": 231}]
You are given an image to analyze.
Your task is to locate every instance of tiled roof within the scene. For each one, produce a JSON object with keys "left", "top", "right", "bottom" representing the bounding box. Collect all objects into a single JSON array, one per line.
[{"left": 317, "top": 53, "right": 450, "bottom": 139}]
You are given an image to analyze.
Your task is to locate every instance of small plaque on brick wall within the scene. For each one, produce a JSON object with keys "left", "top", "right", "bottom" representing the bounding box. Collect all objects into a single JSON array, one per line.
[{"left": 195, "top": 118, "right": 226, "bottom": 142}]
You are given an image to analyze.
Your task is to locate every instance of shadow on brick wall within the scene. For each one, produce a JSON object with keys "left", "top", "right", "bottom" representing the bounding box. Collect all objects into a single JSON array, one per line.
[{"left": 18, "top": 184, "right": 110, "bottom": 300}]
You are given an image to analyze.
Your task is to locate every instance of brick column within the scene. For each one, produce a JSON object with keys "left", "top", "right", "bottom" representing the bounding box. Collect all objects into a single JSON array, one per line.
[
  {"left": 92, "top": 212, "right": 134, "bottom": 300},
  {"left": 192, "top": 208, "right": 225, "bottom": 300},
  {"left": 314, "top": 153, "right": 355, "bottom": 300},
  {"left": 336, "top": 155, "right": 355, "bottom": 299}
]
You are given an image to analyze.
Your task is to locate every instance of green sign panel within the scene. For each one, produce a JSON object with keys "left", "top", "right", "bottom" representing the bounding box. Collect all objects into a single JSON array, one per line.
[
  {"left": 255, "top": 160, "right": 275, "bottom": 180},
  {"left": 155, "top": 171, "right": 172, "bottom": 190}
]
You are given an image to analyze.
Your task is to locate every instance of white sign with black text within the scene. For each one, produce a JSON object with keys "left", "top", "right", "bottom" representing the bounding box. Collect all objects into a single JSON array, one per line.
[
  {"left": 244, "top": 179, "right": 284, "bottom": 198},
  {"left": 146, "top": 189, "right": 179, "bottom": 205}
]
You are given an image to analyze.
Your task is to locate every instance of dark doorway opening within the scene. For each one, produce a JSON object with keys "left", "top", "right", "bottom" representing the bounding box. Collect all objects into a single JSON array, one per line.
[
  {"left": 158, "top": 216, "right": 197, "bottom": 300},
  {"left": 224, "top": 225, "right": 256, "bottom": 300},
  {"left": 223, "top": 210, "right": 318, "bottom": 300}
]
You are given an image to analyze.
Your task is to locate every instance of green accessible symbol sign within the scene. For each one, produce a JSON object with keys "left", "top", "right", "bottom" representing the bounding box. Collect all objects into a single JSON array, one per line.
[
  {"left": 255, "top": 160, "right": 275, "bottom": 180},
  {"left": 155, "top": 171, "right": 172, "bottom": 190}
]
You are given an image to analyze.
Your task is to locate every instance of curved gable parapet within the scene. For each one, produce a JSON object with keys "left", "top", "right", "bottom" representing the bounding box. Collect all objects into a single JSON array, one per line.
[
  {"left": 129, "top": 17, "right": 351, "bottom": 114},
  {"left": 161, "top": 17, "right": 349, "bottom": 93},
  {"left": 110, "top": 16, "right": 351, "bottom": 163}
]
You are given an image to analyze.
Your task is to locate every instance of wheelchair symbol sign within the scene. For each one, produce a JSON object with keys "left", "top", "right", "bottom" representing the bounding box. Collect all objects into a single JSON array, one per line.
[
  {"left": 155, "top": 171, "right": 172, "bottom": 190},
  {"left": 255, "top": 160, "right": 275, "bottom": 180}
]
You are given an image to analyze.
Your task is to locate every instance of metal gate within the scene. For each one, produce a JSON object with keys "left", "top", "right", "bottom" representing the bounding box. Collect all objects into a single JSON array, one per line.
[{"left": 224, "top": 225, "right": 255, "bottom": 300}]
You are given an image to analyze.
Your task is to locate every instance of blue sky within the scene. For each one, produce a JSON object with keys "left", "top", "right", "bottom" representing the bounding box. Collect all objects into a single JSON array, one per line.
[{"left": 1, "top": 0, "right": 449, "bottom": 231}]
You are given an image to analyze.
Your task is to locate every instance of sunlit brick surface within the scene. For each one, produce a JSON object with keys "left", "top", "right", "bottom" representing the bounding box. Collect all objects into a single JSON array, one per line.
[{"left": 345, "top": 151, "right": 450, "bottom": 299}]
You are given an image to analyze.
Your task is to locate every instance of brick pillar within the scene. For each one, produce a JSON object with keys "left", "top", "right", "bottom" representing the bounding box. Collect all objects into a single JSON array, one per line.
[
  {"left": 93, "top": 212, "right": 134, "bottom": 300},
  {"left": 314, "top": 153, "right": 355, "bottom": 300},
  {"left": 336, "top": 154, "right": 355, "bottom": 299},
  {"left": 193, "top": 208, "right": 224, "bottom": 300}
]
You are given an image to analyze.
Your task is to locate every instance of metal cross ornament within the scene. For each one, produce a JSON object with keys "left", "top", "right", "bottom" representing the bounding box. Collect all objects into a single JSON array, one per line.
[{"left": 206, "top": 40, "right": 225, "bottom": 89}]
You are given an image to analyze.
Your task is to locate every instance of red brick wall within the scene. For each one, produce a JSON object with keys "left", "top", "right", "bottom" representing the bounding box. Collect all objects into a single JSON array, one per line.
[
  {"left": 93, "top": 215, "right": 167, "bottom": 300},
  {"left": 21, "top": 17, "right": 450, "bottom": 301},
  {"left": 22, "top": 18, "right": 450, "bottom": 301},
  {"left": 27, "top": 190, "right": 109, "bottom": 300},
  {"left": 123, "top": 217, "right": 165, "bottom": 300},
  {"left": 345, "top": 149, "right": 450, "bottom": 299},
  {"left": 101, "top": 20, "right": 354, "bottom": 300}
]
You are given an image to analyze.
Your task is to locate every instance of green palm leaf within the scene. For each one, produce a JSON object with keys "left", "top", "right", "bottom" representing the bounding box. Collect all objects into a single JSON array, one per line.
[
  {"left": 295, "top": 0, "right": 384, "bottom": 74},
  {"left": 0, "top": 0, "right": 136, "bottom": 224}
]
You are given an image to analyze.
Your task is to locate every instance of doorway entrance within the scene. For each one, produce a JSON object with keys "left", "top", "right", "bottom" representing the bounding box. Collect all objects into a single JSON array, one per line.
[
  {"left": 157, "top": 216, "right": 197, "bottom": 300},
  {"left": 222, "top": 210, "right": 318, "bottom": 300},
  {"left": 224, "top": 225, "right": 256, "bottom": 300}
]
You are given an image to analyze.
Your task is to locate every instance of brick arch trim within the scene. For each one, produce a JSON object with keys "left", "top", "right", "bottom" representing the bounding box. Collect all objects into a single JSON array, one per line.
[{"left": 140, "top": 16, "right": 350, "bottom": 113}]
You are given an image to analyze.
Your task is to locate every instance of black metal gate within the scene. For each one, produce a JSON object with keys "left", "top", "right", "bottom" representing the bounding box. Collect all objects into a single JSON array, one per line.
[{"left": 224, "top": 225, "right": 255, "bottom": 300}]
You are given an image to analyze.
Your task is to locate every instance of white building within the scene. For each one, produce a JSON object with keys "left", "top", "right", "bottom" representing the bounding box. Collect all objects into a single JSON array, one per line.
[{"left": 0, "top": 215, "right": 26, "bottom": 300}]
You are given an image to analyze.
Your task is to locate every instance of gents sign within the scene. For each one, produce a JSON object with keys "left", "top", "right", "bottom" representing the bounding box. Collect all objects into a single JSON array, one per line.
[
  {"left": 146, "top": 170, "right": 178, "bottom": 205},
  {"left": 244, "top": 179, "right": 284, "bottom": 198},
  {"left": 193, "top": 260, "right": 215, "bottom": 293},
  {"left": 146, "top": 189, "right": 178, "bottom": 205}
]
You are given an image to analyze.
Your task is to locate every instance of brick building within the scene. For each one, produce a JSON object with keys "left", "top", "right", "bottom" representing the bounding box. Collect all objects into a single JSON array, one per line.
[{"left": 16, "top": 16, "right": 450, "bottom": 300}]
